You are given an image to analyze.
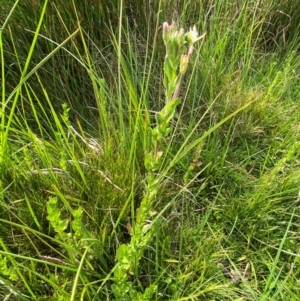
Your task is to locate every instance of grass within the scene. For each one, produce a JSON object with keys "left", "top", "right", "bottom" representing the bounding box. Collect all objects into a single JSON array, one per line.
[{"left": 1, "top": 0, "right": 300, "bottom": 300}]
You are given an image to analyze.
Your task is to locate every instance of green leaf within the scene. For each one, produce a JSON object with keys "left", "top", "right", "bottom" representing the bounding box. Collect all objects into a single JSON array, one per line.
[
  {"left": 0, "top": 254, "right": 10, "bottom": 276},
  {"left": 46, "top": 197, "right": 60, "bottom": 227},
  {"left": 46, "top": 196, "right": 69, "bottom": 234},
  {"left": 71, "top": 207, "right": 83, "bottom": 238},
  {"left": 117, "top": 244, "right": 131, "bottom": 267},
  {"left": 143, "top": 284, "right": 158, "bottom": 301},
  {"left": 55, "top": 219, "right": 69, "bottom": 233}
]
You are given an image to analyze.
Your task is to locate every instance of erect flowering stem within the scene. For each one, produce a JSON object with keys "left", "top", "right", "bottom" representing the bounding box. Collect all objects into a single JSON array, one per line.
[{"left": 112, "top": 22, "right": 205, "bottom": 301}]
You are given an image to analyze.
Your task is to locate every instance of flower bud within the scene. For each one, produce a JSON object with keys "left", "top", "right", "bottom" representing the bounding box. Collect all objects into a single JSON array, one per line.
[
  {"left": 180, "top": 54, "right": 189, "bottom": 74},
  {"left": 162, "top": 22, "right": 170, "bottom": 43}
]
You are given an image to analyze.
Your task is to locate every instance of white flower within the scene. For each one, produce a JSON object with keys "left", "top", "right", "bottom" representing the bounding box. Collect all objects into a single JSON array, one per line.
[{"left": 186, "top": 26, "right": 206, "bottom": 46}]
